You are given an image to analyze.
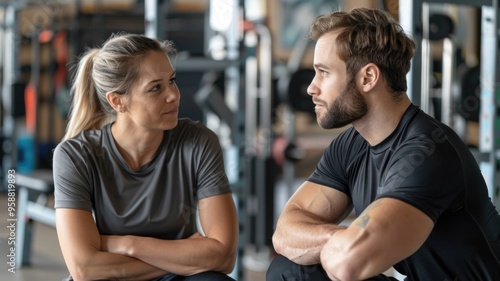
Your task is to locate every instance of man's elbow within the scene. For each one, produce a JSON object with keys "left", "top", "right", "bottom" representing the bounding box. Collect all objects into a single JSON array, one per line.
[
  {"left": 323, "top": 260, "right": 359, "bottom": 281},
  {"left": 321, "top": 247, "right": 374, "bottom": 281},
  {"left": 271, "top": 231, "right": 302, "bottom": 263},
  {"left": 271, "top": 230, "right": 286, "bottom": 256}
]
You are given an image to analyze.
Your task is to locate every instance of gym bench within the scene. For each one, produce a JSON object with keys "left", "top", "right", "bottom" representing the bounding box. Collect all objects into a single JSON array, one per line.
[{"left": 15, "top": 169, "right": 55, "bottom": 268}]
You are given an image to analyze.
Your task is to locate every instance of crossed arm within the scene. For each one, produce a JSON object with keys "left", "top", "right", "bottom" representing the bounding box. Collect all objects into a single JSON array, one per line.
[
  {"left": 56, "top": 193, "right": 238, "bottom": 281},
  {"left": 272, "top": 181, "right": 434, "bottom": 281}
]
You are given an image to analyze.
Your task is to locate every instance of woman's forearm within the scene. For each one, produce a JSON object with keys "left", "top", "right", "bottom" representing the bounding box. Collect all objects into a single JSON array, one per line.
[
  {"left": 56, "top": 209, "right": 168, "bottom": 281},
  {"left": 103, "top": 234, "right": 236, "bottom": 276},
  {"left": 69, "top": 250, "right": 168, "bottom": 281}
]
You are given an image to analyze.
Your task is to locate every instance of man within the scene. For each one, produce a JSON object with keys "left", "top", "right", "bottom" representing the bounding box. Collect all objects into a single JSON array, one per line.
[{"left": 267, "top": 8, "right": 500, "bottom": 281}]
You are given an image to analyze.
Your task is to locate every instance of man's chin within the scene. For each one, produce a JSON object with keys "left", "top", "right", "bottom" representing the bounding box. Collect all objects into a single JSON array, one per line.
[
  {"left": 317, "top": 118, "right": 332, "bottom": 130},
  {"left": 317, "top": 118, "right": 350, "bottom": 130}
]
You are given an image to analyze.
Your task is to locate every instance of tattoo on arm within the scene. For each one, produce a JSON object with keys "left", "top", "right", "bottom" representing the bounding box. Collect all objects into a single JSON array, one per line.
[
  {"left": 354, "top": 215, "right": 370, "bottom": 228},
  {"left": 353, "top": 200, "right": 382, "bottom": 229}
]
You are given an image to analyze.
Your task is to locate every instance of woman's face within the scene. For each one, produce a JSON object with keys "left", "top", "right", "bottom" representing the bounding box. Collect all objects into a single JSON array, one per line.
[{"left": 123, "top": 51, "right": 180, "bottom": 132}]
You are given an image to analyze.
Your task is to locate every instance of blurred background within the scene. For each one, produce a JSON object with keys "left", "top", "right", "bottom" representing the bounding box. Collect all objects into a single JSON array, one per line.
[{"left": 1, "top": 0, "right": 499, "bottom": 280}]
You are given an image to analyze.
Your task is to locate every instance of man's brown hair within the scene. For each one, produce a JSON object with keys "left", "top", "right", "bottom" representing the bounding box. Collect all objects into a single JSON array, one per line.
[{"left": 310, "top": 8, "right": 416, "bottom": 95}]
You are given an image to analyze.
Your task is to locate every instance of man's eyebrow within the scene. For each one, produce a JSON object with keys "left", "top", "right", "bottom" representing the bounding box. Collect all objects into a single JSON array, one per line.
[{"left": 314, "top": 63, "right": 329, "bottom": 69}]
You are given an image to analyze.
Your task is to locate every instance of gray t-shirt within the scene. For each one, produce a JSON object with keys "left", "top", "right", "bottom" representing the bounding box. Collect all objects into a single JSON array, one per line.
[{"left": 53, "top": 119, "right": 231, "bottom": 239}]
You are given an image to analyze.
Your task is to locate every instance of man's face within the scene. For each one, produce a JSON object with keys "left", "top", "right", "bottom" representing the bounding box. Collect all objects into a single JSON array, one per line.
[{"left": 308, "top": 32, "right": 367, "bottom": 129}]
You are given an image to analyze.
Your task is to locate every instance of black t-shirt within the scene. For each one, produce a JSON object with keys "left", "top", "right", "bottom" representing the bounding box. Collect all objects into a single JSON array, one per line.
[{"left": 308, "top": 104, "right": 500, "bottom": 280}]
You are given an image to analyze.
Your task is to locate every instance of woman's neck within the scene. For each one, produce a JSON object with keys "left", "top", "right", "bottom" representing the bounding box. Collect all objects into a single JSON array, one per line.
[{"left": 110, "top": 121, "right": 164, "bottom": 171}]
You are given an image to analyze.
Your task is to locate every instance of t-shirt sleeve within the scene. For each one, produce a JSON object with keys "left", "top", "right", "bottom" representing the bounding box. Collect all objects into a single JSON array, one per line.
[
  {"left": 193, "top": 126, "right": 231, "bottom": 199},
  {"left": 307, "top": 135, "right": 351, "bottom": 196},
  {"left": 377, "top": 133, "right": 462, "bottom": 223},
  {"left": 53, "top": 141, "right": 93, "bottom": 212}
]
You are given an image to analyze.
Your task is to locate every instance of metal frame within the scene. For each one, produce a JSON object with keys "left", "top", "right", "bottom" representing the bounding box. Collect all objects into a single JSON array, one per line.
[
  {"left": 144, "top": 0, "right": 169, "bottom": 39},
  {"left": 401, "top": 0, "right": 492, "bottom": 106},
  {"left": 15, "top": 170, "right": 55, "bottom": 268},
  {"left": 243, "top": 22, "right": 274, "bottom": 248},
  {"left": 401, "top": 0, "right": 500, "bottom": 209},
  {"left": 1, "top": 2, "right": 20, "bottom": 190}
]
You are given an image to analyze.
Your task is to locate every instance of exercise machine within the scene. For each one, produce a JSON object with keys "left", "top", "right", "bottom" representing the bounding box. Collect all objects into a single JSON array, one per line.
[{"left": 401, "top": 0, "right": 500, "bottom": 209}]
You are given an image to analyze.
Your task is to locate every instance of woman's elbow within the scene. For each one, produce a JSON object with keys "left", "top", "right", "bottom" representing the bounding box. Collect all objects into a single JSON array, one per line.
[
  {"left": 217, "top": 247, "right": 237, "bottom": 274},
  {"left": 196, "top": 241, "right": 236, "bottom": 275},
  {"left": 219, "top": 257, "right": 236, "bottom": 274},
  {"left": 67, "top": 263, "right": 92, "bottom": 281},
  {"left": 65, "top": 253, "right": 106, "bottom": 281}
]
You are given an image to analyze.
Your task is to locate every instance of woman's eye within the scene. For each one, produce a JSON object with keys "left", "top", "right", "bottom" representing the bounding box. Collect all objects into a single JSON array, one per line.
[{"left": 150, "top": 85, "right": 161, "bottom": 92}]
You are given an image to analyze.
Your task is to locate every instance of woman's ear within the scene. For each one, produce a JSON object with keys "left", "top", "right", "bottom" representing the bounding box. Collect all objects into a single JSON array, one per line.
[
  {"left": 106, "top": 92, "right": 125, "bottom": 113},
  {"left": 359, "top": 63, "right": 380, "bottom": 92}
]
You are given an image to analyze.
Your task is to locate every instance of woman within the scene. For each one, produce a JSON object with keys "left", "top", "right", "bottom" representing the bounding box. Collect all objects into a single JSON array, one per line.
[{"left": 53, "top": 33, "right": 238, "bottom": 281}]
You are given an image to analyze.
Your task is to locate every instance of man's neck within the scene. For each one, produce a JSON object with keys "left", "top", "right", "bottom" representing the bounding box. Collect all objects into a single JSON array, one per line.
[{"left": 353, "top": 95, "right": 411, "bottom": 146}]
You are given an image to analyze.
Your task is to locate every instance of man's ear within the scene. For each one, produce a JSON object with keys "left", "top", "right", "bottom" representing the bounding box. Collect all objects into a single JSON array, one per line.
[
  {"left": 106, "top": 91, "right": 124, "bottom": 113},
  {"left": 359, "top": 63, "right": 380, "bottom": 92}
]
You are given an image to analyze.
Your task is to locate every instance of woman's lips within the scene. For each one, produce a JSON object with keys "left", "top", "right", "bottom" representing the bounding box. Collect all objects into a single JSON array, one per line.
[{"left": 164, "top": 108, "right": 178, "bottom": 115}]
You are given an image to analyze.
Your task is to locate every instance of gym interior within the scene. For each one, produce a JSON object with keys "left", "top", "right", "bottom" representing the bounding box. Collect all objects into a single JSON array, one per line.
[{"left": 1, "top": 0, "right": 499, "bottom": 280}]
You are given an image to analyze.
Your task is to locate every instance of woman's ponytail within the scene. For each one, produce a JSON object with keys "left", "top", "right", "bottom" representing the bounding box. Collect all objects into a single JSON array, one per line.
[{"left": 63, "top": 49, "right": 110, "bottom": 141}]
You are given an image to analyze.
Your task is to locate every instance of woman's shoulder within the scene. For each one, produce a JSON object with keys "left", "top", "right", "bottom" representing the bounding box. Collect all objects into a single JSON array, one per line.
[
  {"left": 175, "top": 118, "right": 217, "bottom": 137},
  {"left": 55, "top": 124, "right": 110, "bottom": 156},
  {"left": 172, "top": 119, "right": 222, "bottom": 150}
]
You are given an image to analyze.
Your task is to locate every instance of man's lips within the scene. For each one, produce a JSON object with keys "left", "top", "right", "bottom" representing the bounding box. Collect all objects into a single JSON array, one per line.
[{"left": 312, "top": 98, "right": 326, "bottom": 107}]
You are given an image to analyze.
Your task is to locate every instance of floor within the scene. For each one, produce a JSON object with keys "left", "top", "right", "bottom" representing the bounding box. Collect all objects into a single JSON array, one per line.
[{"left": 0, "top": 194, "right": 69, "bottom": 281}]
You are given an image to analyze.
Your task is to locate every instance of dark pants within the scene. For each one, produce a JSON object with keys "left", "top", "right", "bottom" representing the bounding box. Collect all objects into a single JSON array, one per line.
[
  {"left": 153, "top": 272, "right": 236, "bottom": 281},
  {"left": 64, "top": 271, "right": 235, "bottom": 281},
  {"left": 266, "top": 255, "right": 399, "bottom": 281}
]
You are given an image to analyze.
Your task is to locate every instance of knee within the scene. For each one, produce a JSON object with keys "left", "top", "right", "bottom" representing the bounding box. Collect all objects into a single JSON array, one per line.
[
  {"left": 266, "top": 255, "right": 329, "bottom": 281},
  {"left": 184, "top": 271, "right": 235, "bottom": 281},
  {"left": 266, "top": 255, "right": 297, "bottom": 280}
]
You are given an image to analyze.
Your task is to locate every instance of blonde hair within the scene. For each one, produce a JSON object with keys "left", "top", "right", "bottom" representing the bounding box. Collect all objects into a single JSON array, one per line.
[{"left": 63, "top": 33, "right": 176, "bottom": 141}]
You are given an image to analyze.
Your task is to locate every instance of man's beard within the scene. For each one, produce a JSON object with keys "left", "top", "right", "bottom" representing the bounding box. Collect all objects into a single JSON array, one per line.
[{"left": 318, "top": 76, "right": 368, "bottom": 129}]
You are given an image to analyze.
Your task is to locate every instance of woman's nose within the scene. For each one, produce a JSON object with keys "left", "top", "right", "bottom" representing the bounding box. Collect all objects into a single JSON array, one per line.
[{"left": 166, "top": 87, "right": 180, "bottom": 103}]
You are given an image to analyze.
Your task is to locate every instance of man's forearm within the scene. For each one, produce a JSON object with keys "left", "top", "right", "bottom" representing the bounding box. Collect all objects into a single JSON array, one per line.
[{"left": 273, "top": 209, "right": 346, "bottom": 265}]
